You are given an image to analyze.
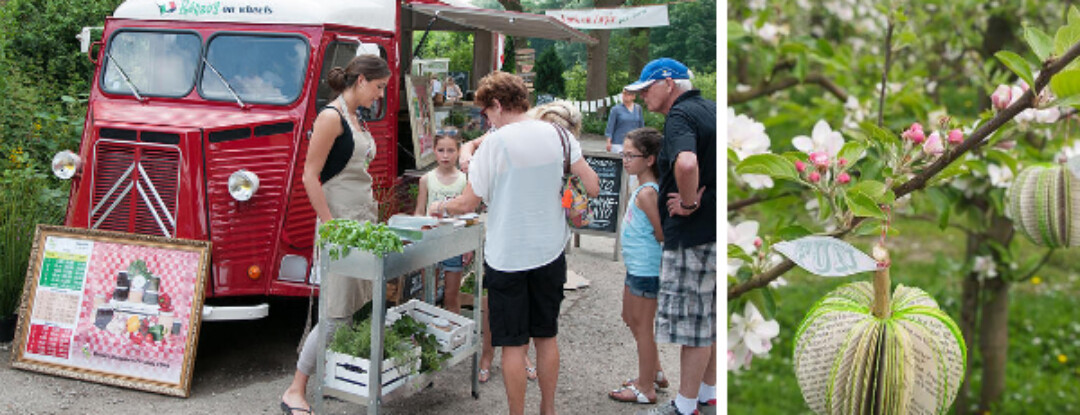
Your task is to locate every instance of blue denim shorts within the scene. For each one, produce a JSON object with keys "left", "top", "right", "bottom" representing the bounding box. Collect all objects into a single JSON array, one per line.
[
  {"left": 440, "top": 255, "right": 464, "bottom": 272},
  {"left": 625, "top": 272, "right": 659, "bottom": 299}
]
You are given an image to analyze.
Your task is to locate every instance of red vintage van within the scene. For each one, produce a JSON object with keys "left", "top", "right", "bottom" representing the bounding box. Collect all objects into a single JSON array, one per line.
[{"left": 53, "top": 0, "right": 594, "bottom": 320}]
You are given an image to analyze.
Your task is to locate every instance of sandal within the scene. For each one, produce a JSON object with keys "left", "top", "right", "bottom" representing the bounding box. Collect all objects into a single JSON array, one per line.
[
  {"left": 609, "top": 384, "right": 657, "bottom": 404},
  {"left": 478, "top": 368, "right": 491, "bottom": 384},
  {"left": 280, "top": 401, "right": 312, "bottom": 415},
  {"left": 526, "top": 365, "right": 538, "bottom": 381},
  {"left": 622, "top": 371, "right": 669, "bottom": 389}
]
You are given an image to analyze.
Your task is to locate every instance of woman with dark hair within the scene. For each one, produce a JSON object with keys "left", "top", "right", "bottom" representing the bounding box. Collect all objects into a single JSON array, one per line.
[
  {"left": 433, "top": 71, "right": 599, "bottom": 415},
  {"left": 280, "top": 54, "right": 391, "bottom": 415}
]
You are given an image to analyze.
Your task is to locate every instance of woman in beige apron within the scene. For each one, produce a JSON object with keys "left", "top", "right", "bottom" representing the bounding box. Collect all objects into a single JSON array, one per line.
[{"left": 281, "top": 54, "right": 391, "bottom": 415}]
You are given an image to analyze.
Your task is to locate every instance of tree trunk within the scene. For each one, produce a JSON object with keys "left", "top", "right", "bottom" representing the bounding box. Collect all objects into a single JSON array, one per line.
[
  {"left": 495, "top": 0, "right": 529, "bottom": 52},
  {"left": 954, "top": 232, "right": 982, "bottom": 415},
  {"left": 978, "top": 277, "right": 1010, "bottom": 412},
  {"left": 586, "top": 29, "right": 611, "bottom": 100},
  {"left": 628, "top": 27, "right": 650, "bottom": 79}
]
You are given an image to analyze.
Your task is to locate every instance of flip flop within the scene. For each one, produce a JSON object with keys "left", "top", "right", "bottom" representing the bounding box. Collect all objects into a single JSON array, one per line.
[
  {"left": 479, "top": 368, "right": 491, "bottom": 384},
  {"left": 608, "top": 384, "right": 657, "bottom": 404},
  {"left": 526, "top": 366, "right": 538, "bottom": 381},
  {"left": 280, "top": 401, "right": 312, "bottom": 415},
  {"left": 622, "top": 371, "right": 670, "bottom": 389}
]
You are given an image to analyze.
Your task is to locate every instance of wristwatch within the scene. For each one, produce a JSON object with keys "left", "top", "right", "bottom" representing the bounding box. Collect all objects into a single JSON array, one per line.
[{"left": 680, "top": 199, "right": 699, "bottom": 210}]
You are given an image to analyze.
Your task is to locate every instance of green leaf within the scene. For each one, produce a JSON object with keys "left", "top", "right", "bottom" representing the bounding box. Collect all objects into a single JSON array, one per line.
[
  {"left": 1050, "top": 69, "right": 1080, "bottom": 99},
  {"left": 728, "top": 244, "right": 753, "bottom": 263},
  {"left": 985, "top": 149, "right": 1019, "bottom": 174},
  {"left": 1046, "top": 93, "right": 1080, "bottom": 109},
  {"left": 1054, "top": 13, "right": 1080, "bottom": 58},
  {"left": 860, "top": 121, "right": 901, "bottom": 148},
  {"left": 845, "top": 191, "right": 886, "bottom": 219},
  {"left": 837, "top": 142, "right": 867, "bottom": 166},
  {"left": 736, "top": 154, "right": 800, "bottom": 182},
  {"left": 848, "top": 180, "right": 895, "bottom": 204},
  {"left": 929, "top": 158, "right": 971, "bottom": 186},
  {"left": 61, "top": 95, "right": 77, "bottom": 104},
  {"left": 995, "top": 51, "right": 1035, "bottom": 88},
  {"left": 728, "top": 148, "right": 740, "bottom": 163},
  {"left": 815, "top": 38, "right": 834, "bottom": 58},
  {"left": 1025, "top": 26, "right": 1054, "bottom": 61},
  {"left": 747, "top": 288, "right": 776, "bottom": 320},
  {"left": 728, "top": 21, "right": 747, "bottom": 40},
  {"left": 777, "top": 225, "right": 813, "bottom": 241}
]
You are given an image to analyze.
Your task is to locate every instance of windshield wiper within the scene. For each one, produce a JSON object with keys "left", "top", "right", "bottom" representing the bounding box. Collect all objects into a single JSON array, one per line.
[
  {"left": 202, "top": 56, "right": 247, "bottom": 109},
  {"left": 104, "top": 49, "right": 145, "bottom": 102}
]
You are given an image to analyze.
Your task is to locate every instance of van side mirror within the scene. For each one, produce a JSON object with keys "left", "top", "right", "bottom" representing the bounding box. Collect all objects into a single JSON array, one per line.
[{"left": 77, "top": 26, "right": 103, "bottom": 54}]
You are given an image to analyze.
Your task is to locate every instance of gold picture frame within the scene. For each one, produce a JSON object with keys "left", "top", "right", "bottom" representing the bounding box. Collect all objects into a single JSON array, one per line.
[{"left": 10, "top": 225, "right": 210, "bottom": 397}]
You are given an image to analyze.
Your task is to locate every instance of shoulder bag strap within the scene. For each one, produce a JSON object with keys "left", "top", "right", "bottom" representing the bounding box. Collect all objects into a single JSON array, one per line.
[{"left": 555, "top": 123, "right": 571, "bottom": 175}]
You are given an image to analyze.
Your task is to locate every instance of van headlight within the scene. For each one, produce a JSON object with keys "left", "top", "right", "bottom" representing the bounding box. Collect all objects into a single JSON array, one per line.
[
  {"left": 227, "top": 169, "right": 260, "bottom": 201},
  {"left": 51, "top": 150, "right": 82, "bottom": 180}
]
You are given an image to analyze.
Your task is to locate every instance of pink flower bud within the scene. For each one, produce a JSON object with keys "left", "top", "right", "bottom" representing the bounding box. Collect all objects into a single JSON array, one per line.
[
  {"left": 838, "top": 158, "right": 848, "bottom": 167},
  {"left": 808, "top": 171, "right": 821, "bottom": 183},
  {"left": 795, "top": 160, "right": 807, "bottom": 172},
  {"left": 809, "top": 151, "right": 830, "bottom": 168},
  {"left": 991, "top": 84, "right": 1011, "bottom": 111},
  {"left": 923, "top": 131, "right": 944, "bottom": 156},
  {"left": 948, "top": 129, "right": 963, "bottom": 144},
  {"left": 837, "top": 172, "right": 851, "bottom": 184},
  {"left": 902, "top": 123, "right": 925, "bottom": 144},
  {"left": 753, "top": 237, "right": 763, "bottom": 248}
]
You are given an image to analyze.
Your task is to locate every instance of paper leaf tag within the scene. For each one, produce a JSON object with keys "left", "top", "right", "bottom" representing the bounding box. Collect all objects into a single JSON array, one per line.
[
  {"left": 773, "top": 236, "right": 878, "bottom": 277},
  {"left": 1067, "top": 156, "right": 1080, "bottom": 179}
]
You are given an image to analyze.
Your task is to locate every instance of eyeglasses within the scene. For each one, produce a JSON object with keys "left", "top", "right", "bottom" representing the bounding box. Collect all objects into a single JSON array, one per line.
[
  {"left": 436, "top": 128, "right": 459, "bottom": 136},
  {"left": 620, "top": 152, "right": 646, "bottom": 160}
]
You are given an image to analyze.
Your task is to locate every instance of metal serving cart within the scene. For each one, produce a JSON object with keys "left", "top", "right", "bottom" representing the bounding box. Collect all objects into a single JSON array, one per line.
[{"left": 313, "top": 222, "right": 485, "bottom": 415}]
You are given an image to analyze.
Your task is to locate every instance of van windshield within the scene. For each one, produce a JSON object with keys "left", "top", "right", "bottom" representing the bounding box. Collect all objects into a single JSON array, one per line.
[
  {"left": 102, "top": 31, "right": 201, "bottom": 97},
  {"left": 200, "top": 34, "right": 308, "bottom": 105}
]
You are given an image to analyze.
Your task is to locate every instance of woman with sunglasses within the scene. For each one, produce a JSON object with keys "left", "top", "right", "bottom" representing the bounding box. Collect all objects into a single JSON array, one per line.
[{"left": 432, "top": 72, "right": 599, "bottom": 415}]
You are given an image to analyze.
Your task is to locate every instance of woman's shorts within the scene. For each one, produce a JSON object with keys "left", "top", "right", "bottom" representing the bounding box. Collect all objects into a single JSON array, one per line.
[{"left": 484, "top": 254, "right": 566, "bottom": 347}]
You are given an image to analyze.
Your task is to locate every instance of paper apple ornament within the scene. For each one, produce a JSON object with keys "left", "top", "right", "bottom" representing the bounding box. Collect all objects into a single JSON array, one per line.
[
  {"left": 793, "top": 246, "right": 966, "bottom": 414},
  {"left": 1006, "top": 165, "right": 1080, "bottom": 248}
]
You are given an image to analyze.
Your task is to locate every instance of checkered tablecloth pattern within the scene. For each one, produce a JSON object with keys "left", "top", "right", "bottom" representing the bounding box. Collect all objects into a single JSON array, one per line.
[{"left": 70, "top": 241, "right": 201, "bottom": 377}]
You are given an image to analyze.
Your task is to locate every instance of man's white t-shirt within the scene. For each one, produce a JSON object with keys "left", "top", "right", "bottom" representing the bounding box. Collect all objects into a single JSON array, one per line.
[{"left": 469, "top": 119, "right": 583, "bottom": 272}]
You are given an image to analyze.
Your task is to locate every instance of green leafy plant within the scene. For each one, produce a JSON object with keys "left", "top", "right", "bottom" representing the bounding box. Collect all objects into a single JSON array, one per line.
[
  {"left": 318, "top": 219, "right": 404, "bottom": 259},
  {"left": 330, "top": 314, "right": 447, "bottom": 374}
]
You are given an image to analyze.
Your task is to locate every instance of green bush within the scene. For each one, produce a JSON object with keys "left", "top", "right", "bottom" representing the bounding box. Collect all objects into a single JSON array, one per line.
[
  {"left": 0, "top": 156, "right": 66, "bottom": 316},
  {"left": 534, "top": 47, "right": 565, "bottom": 97}
]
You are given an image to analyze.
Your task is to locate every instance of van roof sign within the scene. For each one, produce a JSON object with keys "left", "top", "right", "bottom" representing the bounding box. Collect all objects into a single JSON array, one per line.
[{"left": 113, "top": 0, "right": 398, "bottom": 33}]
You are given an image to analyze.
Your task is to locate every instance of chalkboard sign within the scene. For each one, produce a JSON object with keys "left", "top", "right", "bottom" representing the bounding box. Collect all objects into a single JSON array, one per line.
[{"left": 583, "top": 154, "right": 624, "bottom": 233}]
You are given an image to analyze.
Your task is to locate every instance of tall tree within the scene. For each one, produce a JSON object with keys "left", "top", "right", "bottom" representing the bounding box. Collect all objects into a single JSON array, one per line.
[{"left": 586, "top": 0, "right": 625, "bottom": 100}]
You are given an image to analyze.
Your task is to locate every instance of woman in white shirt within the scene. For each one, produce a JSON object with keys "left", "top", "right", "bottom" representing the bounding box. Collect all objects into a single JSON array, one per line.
[{"left": 433, "top": 72, "right": 598, "bottom": 415}]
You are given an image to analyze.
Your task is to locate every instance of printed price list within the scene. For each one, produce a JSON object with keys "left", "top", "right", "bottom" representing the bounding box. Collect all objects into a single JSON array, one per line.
[
  {"left": 39, "top": 253, "right": 88, "bottom": 291},
  {"left": 25, "top": 324, "right": 73, "bottom": 359}
]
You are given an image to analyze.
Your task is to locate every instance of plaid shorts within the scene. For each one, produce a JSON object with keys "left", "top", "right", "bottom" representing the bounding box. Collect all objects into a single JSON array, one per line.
[{"left": 655, "top": 243, "right": 717, "bottom": 347}]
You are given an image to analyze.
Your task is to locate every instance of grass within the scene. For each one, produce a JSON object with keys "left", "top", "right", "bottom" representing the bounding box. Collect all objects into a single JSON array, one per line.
[{"left": 728, "top": 218, "right": 1080, "bottom": 414}]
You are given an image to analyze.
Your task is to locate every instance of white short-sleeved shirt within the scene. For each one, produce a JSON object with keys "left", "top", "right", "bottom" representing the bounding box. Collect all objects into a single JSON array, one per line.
[{"left": 469, "top": 119, "right": 583, "bottom": 271}]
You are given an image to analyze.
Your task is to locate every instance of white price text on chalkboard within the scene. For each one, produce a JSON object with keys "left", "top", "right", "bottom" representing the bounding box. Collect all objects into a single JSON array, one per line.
[
  {"left": 773, "top": 236, "right": 878, "bottom": 277},
  {"left": 583, "top": 155, "right": 623, "bottom": 233}
]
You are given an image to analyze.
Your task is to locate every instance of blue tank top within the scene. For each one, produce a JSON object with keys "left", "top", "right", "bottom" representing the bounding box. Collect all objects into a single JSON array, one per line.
[{"left": 621, "top": 182, "right": 662, "bottom": 277}]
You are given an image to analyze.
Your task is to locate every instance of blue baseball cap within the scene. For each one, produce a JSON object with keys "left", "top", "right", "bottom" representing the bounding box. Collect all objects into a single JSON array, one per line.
[{"left": 625, "top": 58, "right": 690, "bottom": 91}]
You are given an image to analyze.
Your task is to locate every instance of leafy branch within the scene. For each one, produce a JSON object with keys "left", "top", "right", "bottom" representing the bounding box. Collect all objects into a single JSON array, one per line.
[{"left": 729, "top": 38, "right": 1080, "bottom": 300}]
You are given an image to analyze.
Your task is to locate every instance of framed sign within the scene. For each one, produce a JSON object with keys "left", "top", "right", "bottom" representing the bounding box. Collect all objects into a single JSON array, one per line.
[
  {"left": 570, "top": 151, "right": 629, "bottom": 261},
  {"left": 406, "top": 75, "right": 436, "bottom": 168},
  {"left": 10, "top": 225, "right": 210, "bottom": 397}
]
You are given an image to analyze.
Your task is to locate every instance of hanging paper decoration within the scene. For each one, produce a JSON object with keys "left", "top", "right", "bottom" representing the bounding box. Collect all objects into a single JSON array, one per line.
[{"left": 1006, "top": 164, "right": 1080, "bottom": 247}]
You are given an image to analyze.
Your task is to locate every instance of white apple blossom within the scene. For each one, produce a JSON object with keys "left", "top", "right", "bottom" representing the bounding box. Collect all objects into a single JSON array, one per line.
[
  {"left": 740, "top": 174, "right": 774, "bottom": 189},
  {"left": 843, "top": 96, "right": 868, "bottom": 129},
  {"left": 728, "top": 302, "right": 780, "bottom": 372},
  {"left": 973, "top": 255, "right": 998, "bottom": 280},
  {"left": 757, "top": 22, "right": 784, "bottom": 46},
  {"left": 792, "top": 120, "right": 844, "bottom": 158},
  {"left": 728, "top": 108, "right": 771, "bottom": 160},
  {"left": 987, "top": 164, "right": 1014, "bottom": 188},
  {"left": 728, "top": 220, "right": 760, "bottom": 276},
  {"left": 747, "top": 0, "right": 766, "bottom": 11}
]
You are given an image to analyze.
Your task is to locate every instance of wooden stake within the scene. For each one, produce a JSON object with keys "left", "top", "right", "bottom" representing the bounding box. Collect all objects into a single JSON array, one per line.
[{"left": 872, "top": 244, "right": 891, "bottom": 319}]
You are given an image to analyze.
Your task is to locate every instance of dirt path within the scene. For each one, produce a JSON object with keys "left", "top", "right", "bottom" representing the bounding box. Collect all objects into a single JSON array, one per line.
[{"left": 1, "top": 234, "right": 688, "bottom": 414}]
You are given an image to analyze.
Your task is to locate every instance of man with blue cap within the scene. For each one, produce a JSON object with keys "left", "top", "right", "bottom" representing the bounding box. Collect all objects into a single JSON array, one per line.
[{"left": 626, "top": 58, "right": 716, "bottom": 415}]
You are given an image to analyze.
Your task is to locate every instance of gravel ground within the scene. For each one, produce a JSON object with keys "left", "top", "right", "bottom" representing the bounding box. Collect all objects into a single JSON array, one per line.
[{"left": 0, "top": 234, "right": 692, "bottom": 415}]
